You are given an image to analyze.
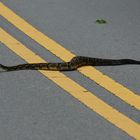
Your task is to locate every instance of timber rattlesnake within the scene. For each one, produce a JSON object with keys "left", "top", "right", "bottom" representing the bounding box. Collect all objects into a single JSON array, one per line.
[{"left": 0, "top": 56, "right": 140, "bottom": 72}]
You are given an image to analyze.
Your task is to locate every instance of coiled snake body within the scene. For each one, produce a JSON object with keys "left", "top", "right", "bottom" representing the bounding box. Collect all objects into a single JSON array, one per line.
[{"left": 0, "top": 56, "right": 140, "bottom": 72}]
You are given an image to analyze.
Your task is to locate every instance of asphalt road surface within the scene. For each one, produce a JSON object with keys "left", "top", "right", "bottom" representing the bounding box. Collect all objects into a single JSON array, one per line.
[{"left": 0, "top": 0, "right": 140, "bottom": 140}]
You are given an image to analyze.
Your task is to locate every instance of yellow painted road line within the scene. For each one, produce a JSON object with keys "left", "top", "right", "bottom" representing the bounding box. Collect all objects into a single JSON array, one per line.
[
  {"left": 1, "top": 2, "right": 140, "bottom": 111},
  {"left": 1, "top": 28, "right": 140, "bottom": 140}
]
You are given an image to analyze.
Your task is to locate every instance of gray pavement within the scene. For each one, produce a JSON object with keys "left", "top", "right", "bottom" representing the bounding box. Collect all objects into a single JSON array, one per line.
[{"left": 0, "top": 0, "right": 140, "bottom": 140}]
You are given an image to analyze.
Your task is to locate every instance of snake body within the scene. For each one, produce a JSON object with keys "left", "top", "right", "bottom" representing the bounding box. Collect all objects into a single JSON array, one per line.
[{"left": 0, "top": 56, "right": 140, "bottom": 72}]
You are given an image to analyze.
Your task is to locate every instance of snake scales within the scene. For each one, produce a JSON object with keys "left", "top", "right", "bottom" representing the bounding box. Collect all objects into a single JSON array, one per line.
[{"left": 0, "top": 56, "right": 140, "bottom": 72}]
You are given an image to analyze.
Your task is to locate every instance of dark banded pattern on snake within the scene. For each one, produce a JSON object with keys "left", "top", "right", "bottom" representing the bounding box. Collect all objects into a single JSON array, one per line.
[{"left": 0, "top": 56, "right": 140, "bottom": 72}]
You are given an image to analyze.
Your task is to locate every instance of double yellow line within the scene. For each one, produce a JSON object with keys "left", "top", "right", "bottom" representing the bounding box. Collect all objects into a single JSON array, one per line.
[
  {"left": 0, "top": 2, "right": 140, "bottom": 139},
  {"left": 1, "top": 2, "right": 140, "bottom": 111}
]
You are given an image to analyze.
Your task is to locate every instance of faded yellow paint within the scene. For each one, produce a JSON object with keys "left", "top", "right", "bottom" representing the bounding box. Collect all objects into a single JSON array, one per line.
[
  {"left": 0, "top": 2, "right": 140, "bottom": 111},
  {"left": 1, "top": 28, "right": 140, "bottom": 139}
]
